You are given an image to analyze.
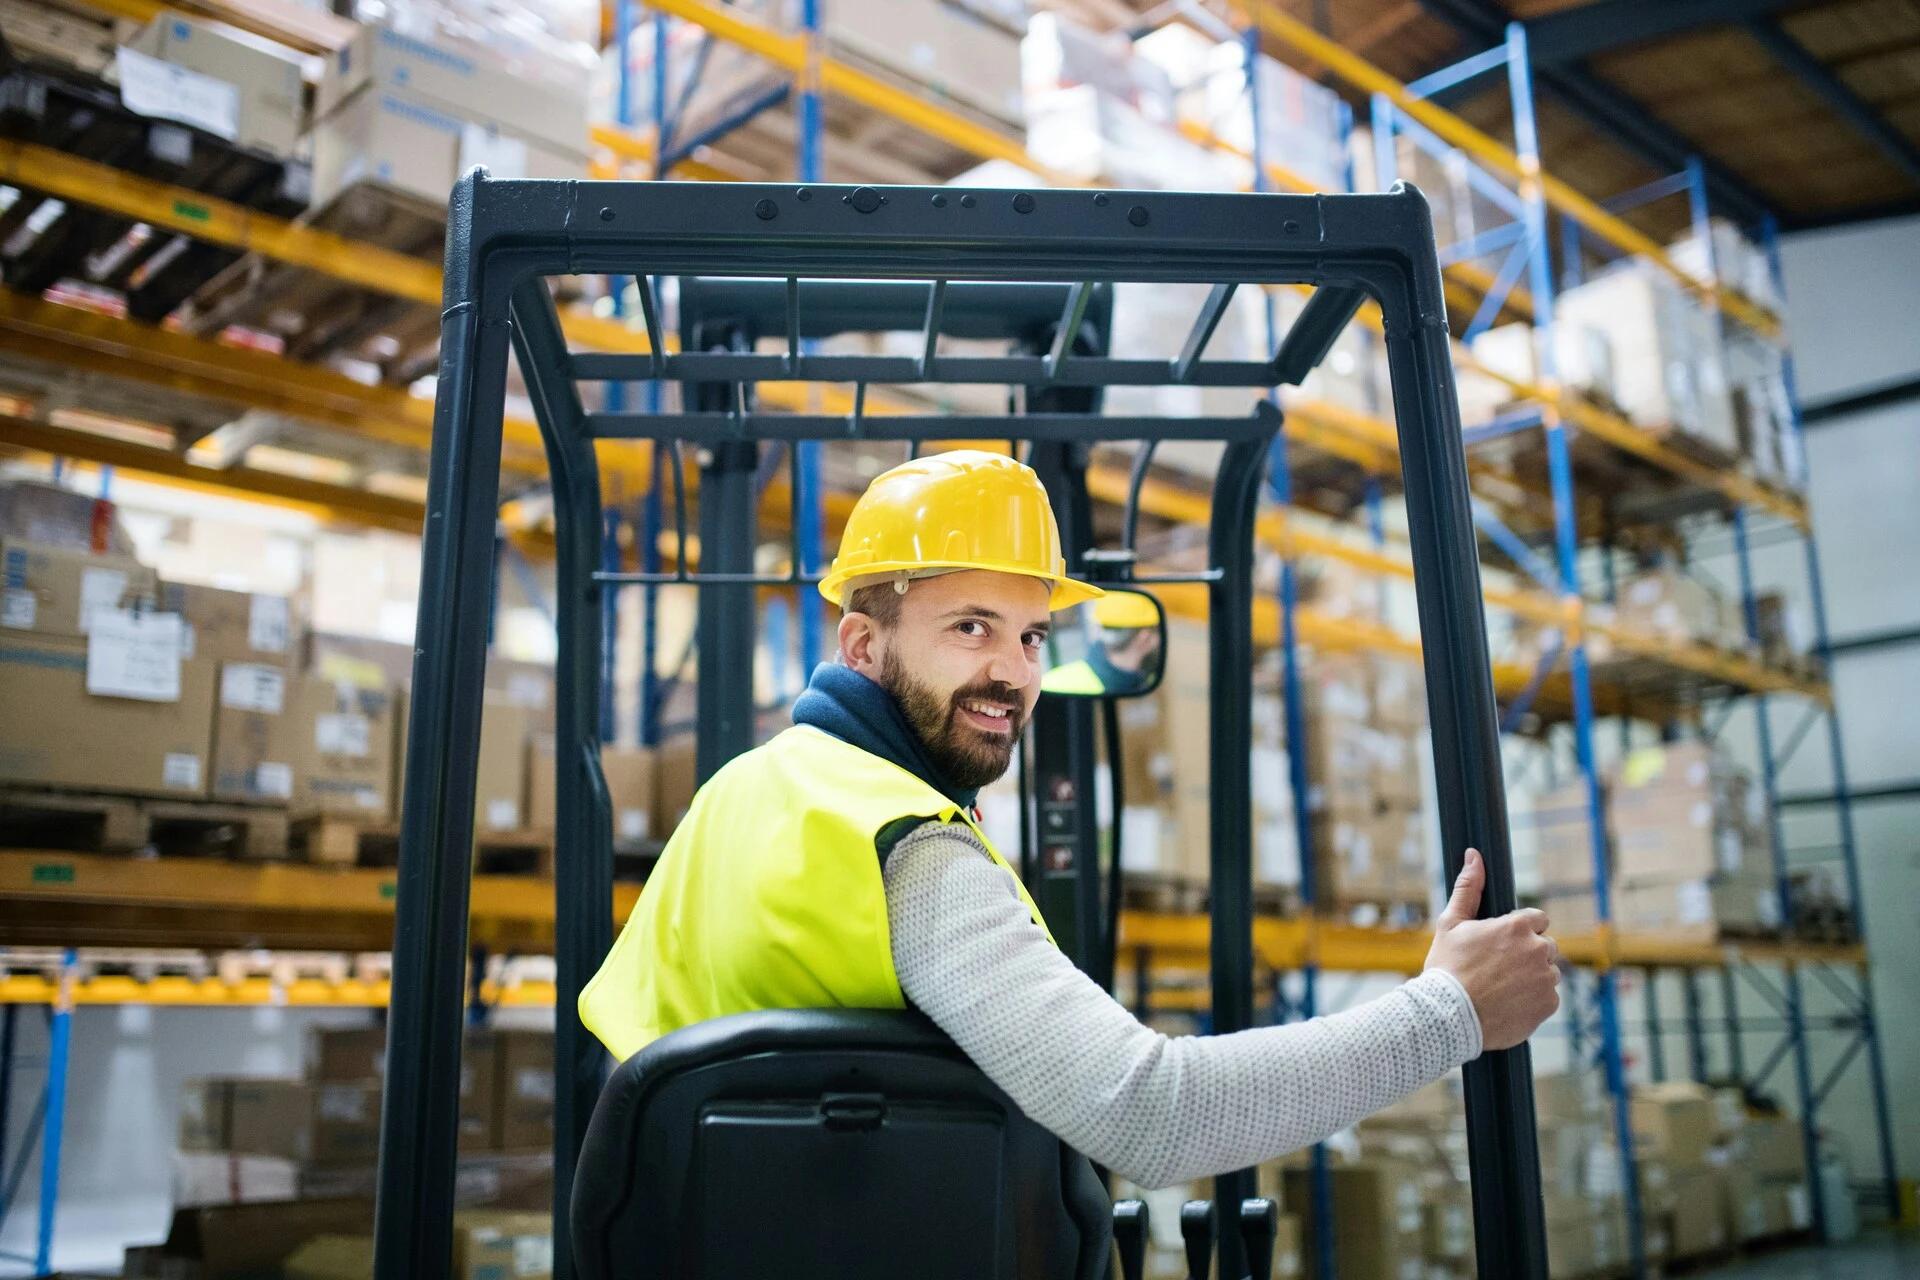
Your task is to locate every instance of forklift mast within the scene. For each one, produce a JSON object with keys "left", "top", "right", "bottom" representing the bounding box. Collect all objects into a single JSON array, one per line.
[{"left": 378, "top": 174, "right": 1545, "bottom": 1280}]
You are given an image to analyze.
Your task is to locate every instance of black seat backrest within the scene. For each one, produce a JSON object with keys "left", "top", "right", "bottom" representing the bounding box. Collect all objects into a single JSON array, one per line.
[{"left": 571, "top": 1008, "right": 1113, "bottom": 1280}]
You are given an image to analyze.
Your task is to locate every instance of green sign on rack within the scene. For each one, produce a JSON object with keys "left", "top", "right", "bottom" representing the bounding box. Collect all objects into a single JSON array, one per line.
[{"left": 31, "top": 862, "right": 75, "bottom": 885}]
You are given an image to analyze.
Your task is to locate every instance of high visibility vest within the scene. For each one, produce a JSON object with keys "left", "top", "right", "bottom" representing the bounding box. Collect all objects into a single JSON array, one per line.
[{"left": 579, "top": 724, "right": 1055, "bottom": 1062}]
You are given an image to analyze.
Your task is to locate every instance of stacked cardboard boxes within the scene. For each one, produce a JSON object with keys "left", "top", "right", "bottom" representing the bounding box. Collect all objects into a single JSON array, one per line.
[
  {"left": 310, "top": 12, "right": 591, "bottom": 209},
  {"left": 1534, "top": 744, "right": 1781, "bottom": 941},
  {"left": 1303, "top": 652, "right": 1430, "bottom": 918},
  {"left": 284, "top": 1210, "right": 552, "bottom": 1280},
  {"left": 1550, "top": 262, "right": 1740, "bottom": 455},
  {"left": 173, "top": 1024, "right": 556, "bottom": 1210},
  {"left": 119, "top": 11, "right": 309, "bottom": 159},
  {"left": 0, "top": 539, "right": 214, "bottom": 799}
]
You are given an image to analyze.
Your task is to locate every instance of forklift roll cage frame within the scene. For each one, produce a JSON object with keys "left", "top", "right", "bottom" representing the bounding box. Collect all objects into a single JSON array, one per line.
[{"left": 377, "top": 172, "right": 1545, "bottom": 1280}]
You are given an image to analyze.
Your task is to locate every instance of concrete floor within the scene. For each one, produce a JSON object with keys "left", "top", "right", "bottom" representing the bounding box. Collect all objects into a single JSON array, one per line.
[{"left": 1695, "top": 1235, "right": 1919, "bottom": 1277}]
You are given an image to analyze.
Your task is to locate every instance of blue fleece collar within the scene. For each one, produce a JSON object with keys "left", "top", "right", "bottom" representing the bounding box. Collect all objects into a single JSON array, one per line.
[{"left": 791, "top": 663, "right": 980, "bottom": 810}]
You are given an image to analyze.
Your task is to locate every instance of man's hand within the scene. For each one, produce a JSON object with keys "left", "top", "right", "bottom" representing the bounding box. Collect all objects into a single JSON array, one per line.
[{"left": 1424, "top": 848, "right": 1561, "bottom": 1052}]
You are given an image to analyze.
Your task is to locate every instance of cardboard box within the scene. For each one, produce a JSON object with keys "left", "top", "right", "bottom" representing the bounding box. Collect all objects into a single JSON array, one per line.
[
  {"left": 284, "top": 1234, "right": 375, "bottom": 1280},
  {"left": 123, "top": 11, "right": 307, "bottom": 156},
  {"left": 1608, "top": 742, "right": 1753, "bottom": 882},
  {"left": 652, "top": 733, "right": 698, "bottom": 839},
  {"left": 1, "top": 540, "right": 158, "bottom": 639},
  {"left": 318, "top": 21, "right": 590, "bottom": 155},
  {"left": 1615, "top": 568, "right": 1738, "bottom": 648},
  {"left": 291, "top": 675, "right": 395, "bottom": 817},
  {"left": 495, "top": 1030, "right": 554, "bottom": 1152},
  {"left": 1666, "top": 1166, "right": 1730, "bottom": 1258},
  {"left": 454, "top": 1209, "right": 553, "bottom": 1280},
  {"left": 161, "top": 582, "right": 298, "bottom": 668},
  {"left": 475, "top": 703, "right": 536, "bottom": 833},
  {"left": 0, "top": 479, "right": 135, "bottom": 554},
  {"left": 1741, "top": 1113, "right": 1808, "bottom": 1182},
  {"left": 0, "top": 633, "right": 214, "bottom": 796},
  {"left": 1614, "top": 874, "right": 1780, "bottom": 939},
  {"left": 823, "top": 0, "right": 1022, "bottom": 128},
  {"left": 1528, "top": 784, "right": 1604, "bottom": 894},
  {"left": 1632, "top": 1082, "right": 1718, "bottom": 1168},
  {"left": 211, "top": 661, "right": 299, "bottom": 802},
  {"left": 305, "top": 630, "right": 417, "bottom": 691},
  {"left": 191, "top": 1077, "right": 381, "bottom": 1166},
  {"left": 308, "top": 1026, "right": 388, "bottom": 1082},
  {"left": 133, "top": 1197, "right": 374, "bottom": 1278},
  {"left": 311, "top": 85, "right": 588, "bottom": 209},
  {"left": 1280, "top": 1160, "right": 1425, "bottom": 1280},
  {"left": 223, "top": 1079, "right": 314, "bottom": 1161},
  {"left": 530, "top": 738, "right": 656, "bottom": 842}
]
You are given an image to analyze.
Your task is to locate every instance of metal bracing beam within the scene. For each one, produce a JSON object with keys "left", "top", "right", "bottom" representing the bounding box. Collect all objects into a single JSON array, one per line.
[
  {"left": 1746, "top": 20, "right": 1920, "bottom": 184},
  {"left": 1524, "top": 0, "right": 1811, "bottom": 67},
  {"left": 1412, "top": 0, "right": 1773, "bottom": 226}
]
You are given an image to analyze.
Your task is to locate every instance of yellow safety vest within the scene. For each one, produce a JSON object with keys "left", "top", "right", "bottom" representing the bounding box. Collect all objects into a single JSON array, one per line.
[{"left": 579, "top": 724, "right": 1055, "bottom": 1061}]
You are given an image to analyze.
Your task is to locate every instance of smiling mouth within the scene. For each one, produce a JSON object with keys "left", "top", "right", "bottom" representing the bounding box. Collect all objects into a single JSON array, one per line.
[{"left": 956, "top": 698, "right": 1017, "bottom": 734}]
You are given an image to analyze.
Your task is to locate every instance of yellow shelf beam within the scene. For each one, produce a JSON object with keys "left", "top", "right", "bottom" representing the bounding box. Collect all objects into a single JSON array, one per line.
[
  {"left": 1115, "top": 911, "right": 1865, "bottom": 976},
  {"left": 0, "top": 139, "right": 657, "bottom": 358},
  {"left": 1236, "top": 4, "right": 1781, "bottom": 338}
]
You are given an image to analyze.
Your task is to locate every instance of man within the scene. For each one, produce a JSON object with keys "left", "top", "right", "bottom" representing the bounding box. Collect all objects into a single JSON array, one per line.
[
  {"left": 581, "top": 450, "right": 1559, "bottom": 1190},
  {"left": 1042, "top": 589, "right": 1165, "bottom": 697}
]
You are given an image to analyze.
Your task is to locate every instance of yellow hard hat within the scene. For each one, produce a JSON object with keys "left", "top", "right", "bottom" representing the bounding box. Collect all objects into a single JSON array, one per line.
[
  {"left": 1093, "top": 591, "right": 1159, "bottom": 630},
  {"left": 819, "top": 450, "right": 1102, "bottom": 610}
]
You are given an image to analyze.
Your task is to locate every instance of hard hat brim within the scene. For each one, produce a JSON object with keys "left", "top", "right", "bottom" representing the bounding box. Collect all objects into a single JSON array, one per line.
[{"left": 820, "top": 561, "right": 1103, "bottom": 611}]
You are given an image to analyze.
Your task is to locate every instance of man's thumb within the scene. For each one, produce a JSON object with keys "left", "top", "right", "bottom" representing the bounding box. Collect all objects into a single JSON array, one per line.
[{"left": 1438, "top": 849, "right": 1484, "bottom": 929}]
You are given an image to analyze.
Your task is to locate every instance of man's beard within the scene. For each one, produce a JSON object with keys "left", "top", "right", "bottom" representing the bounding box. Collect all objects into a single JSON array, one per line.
[{"left": 878, "top": 648, "right": 1025, "bottom": 789}]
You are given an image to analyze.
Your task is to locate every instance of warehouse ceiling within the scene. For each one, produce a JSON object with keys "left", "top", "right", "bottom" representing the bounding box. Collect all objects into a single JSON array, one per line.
[{"left": 1089, "top": 0, "right": 1920, "bottom": 231}]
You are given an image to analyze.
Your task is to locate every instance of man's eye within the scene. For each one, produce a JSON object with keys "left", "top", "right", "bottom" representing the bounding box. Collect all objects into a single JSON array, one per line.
[
  {"left": 1023, "top": 632, "right": 1046, "bottom": 649},
  {"left": 956, "top": 620, "right": 986, "bottom": 637}
]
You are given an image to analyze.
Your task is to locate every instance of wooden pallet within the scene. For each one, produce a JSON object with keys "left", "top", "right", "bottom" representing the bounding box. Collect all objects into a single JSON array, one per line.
[
  {"left": 1323, "top": 896, "right": 1432, "bottom": 928},
  {"left": 1118, "top": 874, "right": 1294, "bottom": 917},
  {"left": 291, "top": 813, "right": 555, "bottom": 876},
  {"left": 0, "top": 787, "right": 289, "bottom": 858},
  {"left": 175, "top": 182, "right": 447, "bottom": 385}
]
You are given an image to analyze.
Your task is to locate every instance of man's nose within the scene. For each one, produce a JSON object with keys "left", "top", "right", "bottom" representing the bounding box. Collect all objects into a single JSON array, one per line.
[{"left": 985, "top": 637, "right": 1031, "bottom": 689}]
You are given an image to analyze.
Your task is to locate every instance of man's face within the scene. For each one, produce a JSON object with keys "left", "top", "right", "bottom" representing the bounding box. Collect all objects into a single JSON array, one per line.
[{"left": 841, "top": 570, "right": 1052, "bottom": 789}]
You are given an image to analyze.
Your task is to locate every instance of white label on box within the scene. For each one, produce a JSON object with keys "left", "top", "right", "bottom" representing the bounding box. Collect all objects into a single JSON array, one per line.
[
  {"left": 221, "top": 663, "right": 286, "bottom": 714},
  {"left": 354, "top": 785, "right": 383, "bottom": 811},
  {"left": 2, "top": 589, "right": 34, "bottom": 629},
  {"left": 248, "top": 595, "right": 290, "bottom": 654},
  {"left": 515, "top": 1067, "right": 554, "bottom": 1102},
  {"left": 1676, "top": 880, "right": 1712, "bottom": 925},
  {"left": 617, "top": 808, "right": 648, "bottom": 841},
  {"left": 1716, "top": 824, "right": 1743, "bottom": 873},
  {"left": 1785, "top": 1184, "right": 1810, "bottom": 1229},
  {"left": 319, "top": 1085, "right": 368, "bottom": 1122},
  {"left": 116, "top": 46, "right": 239, "bottom": 141},
  {"left": 459, "top": 122, "right": 528, "bottom": 179},
  {"left": 163, "top": 752, "right": 202, "bottom": 790},
  {"left": 86, "top": 609, "right": 183, "bottom": 701},
  {"left": 78, "top": 567, "right": 129, "bottom": 632},
  {"left": 254, "top": 762, "right": 293, "bottom": 799},
  {"left": 513, "top": 1235, "right": 554, "bottom": 1277},
  {"left": 1757, "top": 888, "right": 1783, "bottom": 928},
  {"left": 179, "top": 620, "right": 197, "bottom": 659},
  {"left": 505, "top": 670, "right": 549, "bottom": 707},
  {"left": 1689, "top": 800, "right": 1713, "bottom": 829},
  {"left": 315, "top": 712, "right": 371, "bottom": 758},
  {"left": 486, "top": 798, "right": 519, "bottom": 830}
]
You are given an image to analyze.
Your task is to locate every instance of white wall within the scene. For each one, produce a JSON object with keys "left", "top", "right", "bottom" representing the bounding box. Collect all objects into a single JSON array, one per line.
[{"left": 1684, "top": 214, "right": 1920, "bottom": 1190}]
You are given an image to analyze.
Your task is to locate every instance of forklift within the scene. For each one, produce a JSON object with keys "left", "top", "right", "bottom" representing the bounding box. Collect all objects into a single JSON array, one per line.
[{"left": 373, "top": 173, "right": 1547, "bottom": 1280}]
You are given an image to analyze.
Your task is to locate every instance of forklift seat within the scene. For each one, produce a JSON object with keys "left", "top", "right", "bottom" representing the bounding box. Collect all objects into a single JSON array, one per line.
[{"left": 570, "top": 1007, "right": 1114, "bottom": 1280}]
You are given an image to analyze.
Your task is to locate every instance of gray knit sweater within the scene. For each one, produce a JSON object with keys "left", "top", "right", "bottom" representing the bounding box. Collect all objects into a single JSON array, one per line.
[{"left": 883, "top": 821, "right": 1483, "bottom": 1190}]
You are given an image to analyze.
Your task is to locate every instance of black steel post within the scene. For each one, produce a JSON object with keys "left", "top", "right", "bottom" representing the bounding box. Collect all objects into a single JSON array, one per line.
[
  {"left": 1682, "top": 969, "right": 1709, "bottom": 1082},
  {"left": 509, "top": 279, "right": 614, "bottom": 1280},
  {"left": 1722, "top": 966, "right": 1746, "bottom": 1083},
  {"left": 1372, "top": 206, "right": 1548, "bottom": 1276},
  {"left": 1208, "top": 421, "right": 1279, "bottom": 1280},
  {"left": 1030, "top": 442, "right": 1102, "bottom": 976},
  {"left": 1644, "top": 968, "right": 1666, "bottom": 1083},
  {"left": 374, "top": 180, "right": 515, "bottom": 1280}
]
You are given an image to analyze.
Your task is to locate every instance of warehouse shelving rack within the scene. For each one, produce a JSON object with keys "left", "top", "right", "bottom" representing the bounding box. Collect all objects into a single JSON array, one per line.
[{"left": 0, "top": 0, "right": 1892, "bottom": 1273}]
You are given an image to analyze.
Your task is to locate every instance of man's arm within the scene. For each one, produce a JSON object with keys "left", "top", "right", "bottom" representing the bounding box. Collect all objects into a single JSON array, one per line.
[{"left": 883, "top": 823, "right": 1485, "bottom": 1190}]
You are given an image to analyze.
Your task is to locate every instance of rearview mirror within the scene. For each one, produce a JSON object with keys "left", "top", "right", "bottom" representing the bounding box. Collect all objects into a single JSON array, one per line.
[{"left": 1041, "top": 589, "right": 1166, "bottom": 699}]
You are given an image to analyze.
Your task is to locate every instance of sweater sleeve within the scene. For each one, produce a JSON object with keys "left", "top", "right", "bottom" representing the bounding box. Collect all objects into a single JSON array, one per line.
[{"left": 882, "top": 821, "right": 1483, "bottom": 1190}]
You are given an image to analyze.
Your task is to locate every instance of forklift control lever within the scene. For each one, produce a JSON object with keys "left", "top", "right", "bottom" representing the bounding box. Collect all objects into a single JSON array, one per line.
[
  {"left": 1180, "top": 1199, "right": 1216, "bottom": 1280},
  {"left": 1112, "top": 1199, "right": 1148, "bottom": 1280},
  {"left": 1238, "top": 1197, "right": 1278, "bottom": 1280}
]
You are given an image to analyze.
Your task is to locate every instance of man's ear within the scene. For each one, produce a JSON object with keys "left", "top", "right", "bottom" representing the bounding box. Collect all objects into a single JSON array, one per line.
[{"left": 839, "top": 610, "right": 880, "bottom": 675}]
